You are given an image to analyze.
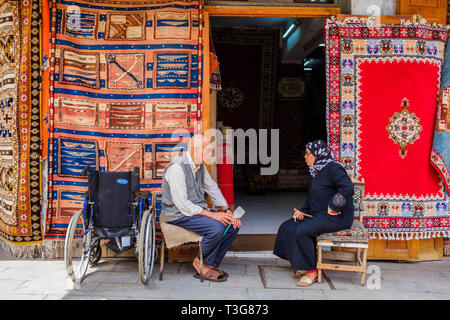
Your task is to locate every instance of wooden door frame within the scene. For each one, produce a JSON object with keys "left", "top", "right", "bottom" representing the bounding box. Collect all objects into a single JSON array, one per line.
[
  {"left": 205, "top": 5, "right": 342, "bottom": 17},
  {"left": 201, "top": 5, "right": 342, "bottom": 134}
]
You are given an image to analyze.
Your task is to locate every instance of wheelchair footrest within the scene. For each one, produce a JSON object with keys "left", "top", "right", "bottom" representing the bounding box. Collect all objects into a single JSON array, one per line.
[{"left": 105, "top": 239, "right": 135, "bottom": 254}]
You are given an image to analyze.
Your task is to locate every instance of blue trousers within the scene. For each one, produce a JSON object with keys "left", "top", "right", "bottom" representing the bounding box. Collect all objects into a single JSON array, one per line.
[{"left": 168, "top": 214, "right": 239, "bottom": 266}]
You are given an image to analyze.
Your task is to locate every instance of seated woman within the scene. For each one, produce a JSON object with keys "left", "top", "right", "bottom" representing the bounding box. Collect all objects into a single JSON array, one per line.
[{"left": 273, "top": 140, "right": 354, "bottom": 287}]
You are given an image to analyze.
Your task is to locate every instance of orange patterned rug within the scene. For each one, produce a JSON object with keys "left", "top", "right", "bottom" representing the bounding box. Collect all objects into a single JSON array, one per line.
[
  {"left": 45, "top": 0, "right": 203, "bottom": 245},
  {"left": 0, "top": 0, "right": 42, "bottom": 251}
]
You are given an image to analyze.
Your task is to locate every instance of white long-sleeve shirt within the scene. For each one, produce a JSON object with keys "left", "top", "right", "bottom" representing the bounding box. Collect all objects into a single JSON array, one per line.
[{"left": 164, "top": 152, "right": 228, "bottom": 216}]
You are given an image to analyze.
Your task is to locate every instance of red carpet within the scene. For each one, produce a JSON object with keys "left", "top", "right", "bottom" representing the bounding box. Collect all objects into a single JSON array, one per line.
[{"left": 325, "top": 17, "right": 450, "bottom": 240}]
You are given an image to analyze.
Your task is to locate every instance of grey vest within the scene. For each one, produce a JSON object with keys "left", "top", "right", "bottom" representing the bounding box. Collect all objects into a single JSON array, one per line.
[{"left": 162, "top": 153, "right": 209, "bottom": 222}]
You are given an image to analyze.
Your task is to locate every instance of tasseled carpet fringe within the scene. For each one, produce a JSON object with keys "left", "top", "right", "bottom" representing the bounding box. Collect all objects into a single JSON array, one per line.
[
  {"left": 41, "top": 240, "right": 66, "bottom": 259},
  {"left": 0, "top": 239, "right": 67, "bottom": 259},
  {"left": 210, "top": 83, "right": 222, "bottom": 91},
  {"left": 369, "top": 231, "right": 450, "bottom": 241},
  {"left": 0, "top": 238, "right": 41, "bottom": 259},
  {"left": 444, "top": 238, "right": 450, "bottom": 256}
]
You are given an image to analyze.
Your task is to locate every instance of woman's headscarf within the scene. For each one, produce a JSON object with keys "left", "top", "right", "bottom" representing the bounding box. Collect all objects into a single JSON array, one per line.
[{"left": 306, "top": 140, "right": 342, "bottom": 177}]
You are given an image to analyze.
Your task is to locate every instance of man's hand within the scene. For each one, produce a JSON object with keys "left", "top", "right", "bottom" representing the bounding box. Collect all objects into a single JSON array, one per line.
[
  {"left": 217, "top": 206, "right": 233, "bottom": 212},
  {"left": 293, "top": 208, "right": 305, "bottom": 221},
  {"left": 327, "top": 207, "right": 341, "bottom": 216},
  {"left": 212, "top": 210, "right": 234, "bottom": 226},
  {"left": 232, "top": 218, "right": 242, "bottom": 229}
]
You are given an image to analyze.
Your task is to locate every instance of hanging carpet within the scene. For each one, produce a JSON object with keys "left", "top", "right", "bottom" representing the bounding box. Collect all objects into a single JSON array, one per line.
[
  {"left": 44, "top": 0, "right": 203, "bottom": 253},
  {"left": 0, "top": 0, "right": 42, "bottom": 257},
  {"left": 325, "top": 17, "right": 450, "bottom": 240},
  {"left": 431, "top": 40, "right": 450, "bottom": 194}
]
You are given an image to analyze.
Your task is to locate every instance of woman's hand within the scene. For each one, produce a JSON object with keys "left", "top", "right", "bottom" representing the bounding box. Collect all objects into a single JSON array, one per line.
[
  {"left": 327, "top": 207, "right": 341, "bottom": 216},
  {"left": 232, "top": 218, "right": 242, "bottom": 229},
  {"left": 293, "top": 208, "right": 305, "bottom": 221}
]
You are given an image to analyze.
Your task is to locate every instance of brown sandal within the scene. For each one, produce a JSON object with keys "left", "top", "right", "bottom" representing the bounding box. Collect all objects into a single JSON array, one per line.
[
  {"left": 194, "top": 269, "right": 228, "bottom": 282},
  {"left": 214, "top": 267, "right": 228, "bottom": 278}
]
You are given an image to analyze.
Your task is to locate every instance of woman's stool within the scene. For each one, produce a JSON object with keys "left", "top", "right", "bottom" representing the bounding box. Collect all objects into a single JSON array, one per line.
[{"left": 316, "top": 179, "right": 369, "bottom": 286}]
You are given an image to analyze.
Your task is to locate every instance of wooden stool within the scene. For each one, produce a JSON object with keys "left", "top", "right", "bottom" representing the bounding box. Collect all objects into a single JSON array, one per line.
[
  {"left": 316, "top": 179, "right": 369, "bottom": 286},
  {"left": 158, "top": 211, "right": 204, "bottom": 282}
]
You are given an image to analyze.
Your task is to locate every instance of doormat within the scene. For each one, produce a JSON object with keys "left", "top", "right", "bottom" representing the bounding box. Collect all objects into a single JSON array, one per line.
[{"left": 230, "top": 234, "right": 277, "bottom": 252}]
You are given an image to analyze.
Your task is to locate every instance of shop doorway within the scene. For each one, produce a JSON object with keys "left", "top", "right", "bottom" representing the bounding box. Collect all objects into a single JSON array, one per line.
[{"left": 208, "top": 16, "right": 328, "bottom": 248}]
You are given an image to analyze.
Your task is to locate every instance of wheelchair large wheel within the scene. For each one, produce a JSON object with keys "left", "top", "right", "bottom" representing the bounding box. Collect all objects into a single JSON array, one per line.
[
  {"left": 138, "top": 209, "right": 156, "bottom": 284},
  {"left": 64, "top": 209, "right": 91, "bottom": 282}
]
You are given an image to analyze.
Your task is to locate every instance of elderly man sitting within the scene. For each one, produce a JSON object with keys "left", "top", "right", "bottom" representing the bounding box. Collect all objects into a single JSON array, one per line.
[{"left": 162, "top": 134, "right": 241, "bottom": 282}]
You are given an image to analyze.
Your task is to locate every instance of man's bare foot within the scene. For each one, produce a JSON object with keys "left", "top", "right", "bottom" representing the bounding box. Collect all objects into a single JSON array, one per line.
[
  {"left": 192, "top": 257, "right": 213, "bottom": 275},
  {"left": 296, "top": 271, "right": 318, "bottom": 287}
]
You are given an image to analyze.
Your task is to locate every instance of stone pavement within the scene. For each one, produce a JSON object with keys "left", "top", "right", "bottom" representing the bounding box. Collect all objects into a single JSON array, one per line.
[{"left": 1, "top": 247, "right": 450, "bottom": 300}]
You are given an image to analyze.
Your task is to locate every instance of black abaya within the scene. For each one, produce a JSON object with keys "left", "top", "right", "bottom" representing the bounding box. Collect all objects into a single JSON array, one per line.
[{"left": 273, "top": 162, "right": 354, "bottom": 270}]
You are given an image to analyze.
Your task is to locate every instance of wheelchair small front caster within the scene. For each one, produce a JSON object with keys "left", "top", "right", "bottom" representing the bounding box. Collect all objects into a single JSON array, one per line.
[{"left": 89, "top": 242, "right": 102, "bottom": 266}]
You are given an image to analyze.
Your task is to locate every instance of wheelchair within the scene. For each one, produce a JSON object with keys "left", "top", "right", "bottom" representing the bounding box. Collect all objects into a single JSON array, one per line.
[{"left": 64, "top": 167, "right": 156, "bottom": 284}]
